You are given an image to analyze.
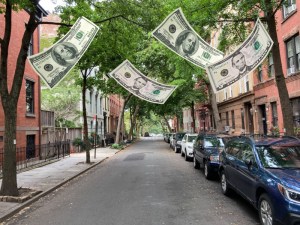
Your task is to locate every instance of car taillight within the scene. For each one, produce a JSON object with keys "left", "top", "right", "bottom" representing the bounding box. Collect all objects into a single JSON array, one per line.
[{"left": 278, "top": 183, "right": 300, "bottom": 203}]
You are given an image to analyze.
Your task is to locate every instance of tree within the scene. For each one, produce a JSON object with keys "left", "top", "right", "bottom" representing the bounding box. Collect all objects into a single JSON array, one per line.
[
  {"left": 186, "top": 0, "right": 294, "bottom": 134},
  {"left": 0, "top": 0, "right": 44, "bottom": 196}
]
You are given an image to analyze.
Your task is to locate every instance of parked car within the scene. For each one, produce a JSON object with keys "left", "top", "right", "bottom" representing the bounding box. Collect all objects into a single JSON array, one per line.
[
  {"left": 164, "top": 133, "right": 171, "bottom": 143},
  {"left": 181, "top": 133, "right": 198, "bottom": 161},
  {"left": 219, "top": 136, "right": 300, "bottom": 225},
  {"left": 169, "top": 133, "right": 175, "bottom": 149},
  {"left": 193, "top": 133, "right": 226, "bottom": 179},
  {"left": 172, "top": 132, "right": 186, "bottom": 153}
]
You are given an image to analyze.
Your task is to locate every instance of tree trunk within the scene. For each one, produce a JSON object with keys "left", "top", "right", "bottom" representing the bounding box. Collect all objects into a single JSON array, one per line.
[
  {"left": 0, "top": 101, "right": 18, "bottom": 196},
  {"left": 265, "top": 3, "right": 294, "bottom": 135},
  {"left": 163, "top": 115, "right": 172, "bottom": 132},
  {"left": 191, "top": 101, "right": 195, "bottom": 133},
  {"left": 82, "top": 73, "right": 91, "bottom": 163},
  {"left": 128, "top": 105, "right": 140, "bottom": 140},
  {"left": 115, "top": 94, "right": 132, "bottom": 144},
  {"left": 208, "top": 84, "right": 222, "bottom": 132},
  {"left": 0, "top": 2, "right": 37, "bottom": 196}
]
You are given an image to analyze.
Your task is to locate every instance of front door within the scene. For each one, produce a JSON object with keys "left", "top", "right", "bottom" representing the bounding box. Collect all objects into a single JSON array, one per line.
[
  {"left": 26, "top": 135, "right": 35, "bottom": 159},
  {"left": 259, "top": 105, "right": 268, "bottom": 135}
]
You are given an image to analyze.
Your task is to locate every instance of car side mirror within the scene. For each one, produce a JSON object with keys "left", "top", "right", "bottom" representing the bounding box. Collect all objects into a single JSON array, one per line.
[{"left": 244, "top": 159, "right": 253, "bottom": 169}]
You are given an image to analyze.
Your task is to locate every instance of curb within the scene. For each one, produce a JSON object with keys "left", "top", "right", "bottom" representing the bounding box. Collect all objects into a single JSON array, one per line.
[{"left": 0, "top": 156, "right": 110, "bottom": 223}]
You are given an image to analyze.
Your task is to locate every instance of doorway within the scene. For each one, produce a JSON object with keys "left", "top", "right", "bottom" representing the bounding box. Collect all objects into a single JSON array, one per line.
[
  {"left": 26, "top": 135, "right": 35, "bottom": 159},
  {"left": 259, "top": 105, "right": 268, "bottom": 135}
]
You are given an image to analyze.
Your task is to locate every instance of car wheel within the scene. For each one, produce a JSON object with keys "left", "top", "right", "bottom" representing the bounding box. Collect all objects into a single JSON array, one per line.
[
  {"left": 220, "top": 170, "right": 231, "bottom": 196},
  {"left": 181, "top": 149, "right": 184, "bottom": 157},
  {"left": 204, "top": 161, "right": 212, "bottom": 180},
  {"left": 174, "top": 146, "right": 178, "bottom": 153},
  {"left": 193, "top": 156, "right": 200, "bottom": 169},
  {"left": 259, "top": 194, "right": 274, "bottom": 225},
  {"left": 184, "top": 150, "right": 189, "bottom": 161}
]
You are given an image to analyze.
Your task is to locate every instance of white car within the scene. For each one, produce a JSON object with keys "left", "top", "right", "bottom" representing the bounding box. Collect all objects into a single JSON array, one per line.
[{"left": 180, "top": 133, "right": 198, "bottom": 161}]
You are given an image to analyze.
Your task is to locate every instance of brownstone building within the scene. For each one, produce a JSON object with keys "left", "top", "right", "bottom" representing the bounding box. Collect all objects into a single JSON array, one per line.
[{"left": 0, "top": 6, "right": 47, "bottom": 156}]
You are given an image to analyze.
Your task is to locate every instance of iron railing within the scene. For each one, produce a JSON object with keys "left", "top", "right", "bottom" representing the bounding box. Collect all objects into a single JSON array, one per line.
[{"left": 0, "top": 140, "right": 70, "bottom": 176}]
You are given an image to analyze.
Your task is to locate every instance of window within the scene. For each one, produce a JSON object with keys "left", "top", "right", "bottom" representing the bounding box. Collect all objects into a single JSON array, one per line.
[
  {"left": 89, "top": 92, "right": 93, "bottom": 113},
  {"left": 226, "top": 112, "right": 229, "bottom": 126},
  {"left": 282, "top": 0, "right": 296, "bottom": 19},
  {"left": 27, "top": 36, "right": 33, "bottom": 56},
  {"left": 241, "top": 108, "right": 245, "bottom": 129},
  {"left": 231, "top": 110, "right": 235, "bottom": 129},
  {"left": 268, "top": 54, "right": 275, "bottom": 77},
  {"left": 257, "top": 65, "right": 263, "bottom": 82},
  {"left": 244, "top": 75, "right": 249, "bottom": 92},
  {"left": 271, "top": 102, "right": 278, "bottom": 127},
  {"left": 286, "top": 35, "right": 300, "bottom": 75},
  {"left": 26, "top": 80, "right": 34, "bottom": 114},
  {"left": 291, "top": 98, "right": 300, "bottom": 127}
]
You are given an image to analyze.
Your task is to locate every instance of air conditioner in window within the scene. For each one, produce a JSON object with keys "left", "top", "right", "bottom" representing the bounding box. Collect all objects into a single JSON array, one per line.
[
  {"left": 224, "top": 126, "right": 230, "bottom": 132},
  {"left": 287, "top": 67, "right": 295, "bottom": 76}
]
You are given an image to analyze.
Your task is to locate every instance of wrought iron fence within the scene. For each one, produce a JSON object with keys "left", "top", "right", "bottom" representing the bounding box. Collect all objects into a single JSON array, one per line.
[{"left": 0, "top": 140, "right": 70, "bottom": 176}]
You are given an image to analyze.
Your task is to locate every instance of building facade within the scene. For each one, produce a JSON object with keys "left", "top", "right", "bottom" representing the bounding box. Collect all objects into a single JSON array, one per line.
[{"left": 0, "top": 6, "right": 47, "bottom": 157}]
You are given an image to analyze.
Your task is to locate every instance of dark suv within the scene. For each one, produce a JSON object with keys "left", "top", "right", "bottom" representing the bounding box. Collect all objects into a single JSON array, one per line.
[
  {"left": 173, "top": 132, "right": 186, "bottom": 153},
  {"left": 193, "top": 133, "right": 226, "bottom": 179},
  {"left": 219, "top": 136, "right": 300, "bottom": 225}
]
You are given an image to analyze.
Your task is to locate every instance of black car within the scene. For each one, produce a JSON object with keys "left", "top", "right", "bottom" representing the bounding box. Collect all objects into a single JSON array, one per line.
[
  {"left": 173, "top": 132, "right": 186, "bottom": 153},
  {"left": 193, "top": 133, "right": 226, "bottom": 179}
]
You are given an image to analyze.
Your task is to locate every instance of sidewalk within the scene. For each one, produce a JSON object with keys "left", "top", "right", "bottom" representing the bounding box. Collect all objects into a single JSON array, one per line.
[{"left": 0, "top": 146, "right": 121, "bottom": 223}]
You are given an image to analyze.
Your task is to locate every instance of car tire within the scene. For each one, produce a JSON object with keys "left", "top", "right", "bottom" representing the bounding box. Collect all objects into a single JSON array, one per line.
[
  {"left": 184, "top": 150, "right": 189, "bottom": 161},
  {"left": 174, "top": 146, "right": 178, "bottom": 153},
  {"left": 220, "top": 170, "right": 231, "bottom": 196},
  {"left": 181, "top": 150, "right": 184, "bottom": 157},
  {"left": 258, "top": 194, "right": 274, "bottom": 225},
  {"left": 204, "top": 161, "right": 212, "bottom": 180},
  {"left": 193, "top": 156, "right": 200, "bottom": 169}
]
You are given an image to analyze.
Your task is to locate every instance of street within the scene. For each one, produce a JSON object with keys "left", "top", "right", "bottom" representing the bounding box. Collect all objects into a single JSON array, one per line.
[{"left": 5, "top": 137, "right": 260, "bottom": 225}]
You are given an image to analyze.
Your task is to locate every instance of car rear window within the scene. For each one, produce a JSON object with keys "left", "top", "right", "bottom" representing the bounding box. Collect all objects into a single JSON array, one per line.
[{"left": 188, "top": 136, "right": 197, "bottom": 142}]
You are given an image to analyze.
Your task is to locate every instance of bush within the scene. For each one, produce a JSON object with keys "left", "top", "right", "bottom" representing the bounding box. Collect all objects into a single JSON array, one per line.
[
  {"left": 111, "top": 143, "right": 124, "bottom": 150},
  {"left": 72, "top": 138, "right": 83, "bottom": 152}
]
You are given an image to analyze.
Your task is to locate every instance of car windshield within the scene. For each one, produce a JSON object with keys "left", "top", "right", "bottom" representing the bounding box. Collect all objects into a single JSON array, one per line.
[
  {"left": 256, "top": 145, "right": 300, "bottom": 169},
  {"left": 204, "top": 137, "right": 224, "bottom": 147},
  {"left": 177, "top": 133, "right": 185, "bottom": 139},
  {"left": 187, "top": 136, "right": 197, "bottom": 142}
]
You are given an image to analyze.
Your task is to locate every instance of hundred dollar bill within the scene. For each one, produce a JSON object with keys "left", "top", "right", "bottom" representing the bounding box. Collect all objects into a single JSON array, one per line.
[
  {"left": 109, "top": 60, "right": 177, "bottom": 104},
  {"left": 28, "top": 17, "right": 99, "bottom": 88},
  {"left": 206, "top": 18, "right": 274, "bottom": 93},
  {"left": 152, "top": 8, "right": 224, "bottom": 69}
]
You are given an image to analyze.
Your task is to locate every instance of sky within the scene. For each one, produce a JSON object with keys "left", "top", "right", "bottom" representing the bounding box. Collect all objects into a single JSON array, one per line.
[{"left": 39, "top": 0, "right": 66, "bottom": 13}]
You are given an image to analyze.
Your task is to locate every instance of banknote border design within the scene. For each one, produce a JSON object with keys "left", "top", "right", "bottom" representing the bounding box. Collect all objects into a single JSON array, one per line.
[
  {"left": 28, "top": 17, "right": 99, "bottom": 89},
  {"left": 206, "top": 18, "right": 274, "bottom": 93},
  {"left": 109, "top": 60, "right": 177, "bottom": 104},
  {"left": 152, "top": 7, "right": 224, "bottom": 69}
]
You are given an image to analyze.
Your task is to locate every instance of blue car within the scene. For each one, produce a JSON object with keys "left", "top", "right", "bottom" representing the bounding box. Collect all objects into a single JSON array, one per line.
[
  {"left": 193, "top": 133, "right": 226, "bottom": 179},
  {"left": 219, "top": 136, "right": 300, "bottom": 225}
]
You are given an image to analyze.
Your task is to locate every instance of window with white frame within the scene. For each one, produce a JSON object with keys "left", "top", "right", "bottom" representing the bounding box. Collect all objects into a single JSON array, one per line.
[
  {"left": 282, "top": 0, "right": 296, "bottom": 19},
  {"left": 286, "top": 35, "right": 300, "bottom": 75}
]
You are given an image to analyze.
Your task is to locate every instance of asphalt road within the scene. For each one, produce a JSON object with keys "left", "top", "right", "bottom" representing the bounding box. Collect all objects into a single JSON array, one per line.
[{"left": 5, "top": 137, "right": 260, "bottom": 225}]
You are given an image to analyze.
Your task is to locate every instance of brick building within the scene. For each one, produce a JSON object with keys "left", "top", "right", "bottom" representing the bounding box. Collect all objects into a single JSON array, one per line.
[
  {"left": 253, "top": 1, "right": 300, "bottom": 136},
  {"left": 0, "top": 6, "right": 47, "bottom": 155}
]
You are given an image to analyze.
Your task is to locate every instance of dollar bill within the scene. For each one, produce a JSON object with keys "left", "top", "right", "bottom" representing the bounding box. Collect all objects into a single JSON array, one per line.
[
  {"left": 109, "top": 60, "right": 177, "bottom": 104},
  {"left": 152, "top": 8, "right": 224, "bottom": 69},
  {"left": 28, "top": 17, "right": 99, "bottom": 88},
  {"left": 206, "top": 18, "right": 274, "bottom": 93}
]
